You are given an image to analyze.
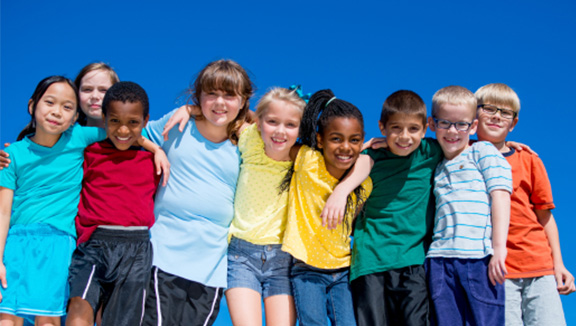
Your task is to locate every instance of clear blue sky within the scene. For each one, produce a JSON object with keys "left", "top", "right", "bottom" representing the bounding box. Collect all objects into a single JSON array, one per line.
[{"left": 2, "top": 0, "right": 575, "bottom": 324}]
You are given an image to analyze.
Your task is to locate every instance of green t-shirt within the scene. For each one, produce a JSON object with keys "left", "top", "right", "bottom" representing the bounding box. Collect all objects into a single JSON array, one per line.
[{"left": 350, "top": 138, "right": 443, "bottom": 281}]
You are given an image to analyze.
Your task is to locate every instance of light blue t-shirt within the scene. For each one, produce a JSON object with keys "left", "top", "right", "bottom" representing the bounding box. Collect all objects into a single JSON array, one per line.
[
  {"left": 0, "top": 124, "right": 106, "bottom": 236},
  {"left": 427, "top": 141, "right": 512, "bottom": 259},
  {"left": 146, "top": 110, "right": 240, "bottom": 288}
]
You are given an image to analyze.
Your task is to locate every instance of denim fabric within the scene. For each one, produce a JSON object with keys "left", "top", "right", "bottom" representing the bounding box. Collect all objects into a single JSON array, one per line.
[
  {"left": 291, "top": 261, "right": 356, "bottom": 326},
  {"left": 426, "top": 256, "right": 504, "bottom": 326},
  {"left": 227, "top": 237, "right": 292, "bottom": 297}
]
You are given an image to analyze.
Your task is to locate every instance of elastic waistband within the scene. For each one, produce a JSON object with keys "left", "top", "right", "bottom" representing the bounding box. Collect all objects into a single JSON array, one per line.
[{"left": 90, "top": 227, "right": 150, "bottom": 242}]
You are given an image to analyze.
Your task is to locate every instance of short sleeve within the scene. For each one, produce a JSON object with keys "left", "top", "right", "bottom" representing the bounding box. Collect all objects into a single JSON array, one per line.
[
  {"left": 145, "top": 109, "right": 177, "bottom": 147},
  {"left": 0, "top": 147, "right": 17, "bottom": 190},
  {"left": 475, "top": 142, "right": 512, "bottom": 194},
  {"left": 73, "top": 124, "right": 107, "bottom": 146},
  {"left": 530, "top": 155, "right": 555, "bottom": 210}
]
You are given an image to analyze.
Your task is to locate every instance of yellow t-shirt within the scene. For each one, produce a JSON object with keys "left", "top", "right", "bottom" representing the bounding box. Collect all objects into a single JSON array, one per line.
[
  {"left": 282, "top": 145, "right": 373, "bottom": 269},
  {"left": 229, "top": 124, "right": 293, "bottom": 245}
]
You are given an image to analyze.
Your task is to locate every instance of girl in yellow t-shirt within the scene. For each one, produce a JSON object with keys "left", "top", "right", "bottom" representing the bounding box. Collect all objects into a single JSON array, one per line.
[{"left": 281, "top": 89, "right": 372, "bottom": 325}]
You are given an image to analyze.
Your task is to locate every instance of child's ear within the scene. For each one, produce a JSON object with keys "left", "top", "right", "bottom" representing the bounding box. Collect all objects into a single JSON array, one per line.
[
  {"left": 144, "top": 114, "right": 150, "bottom": 126},
  {"left": 508, "top": 117, "right": 519, "bottom": 132},
  {"left": 378, "top": 121, "right": 387, "bottom": 136},
  {"left": 427, "top": 117, "right": 436, "bottom": 131},
  {"left": 71, "top": 112, "right": 79, "bottom": 125},
  {"left": 469, "top": 119, "right": 479, "bottom": 135},
  {"left": 28, "top": 100, "right": 34, "bottom": 115},
  {"left": 316, "top": 133, "right": 323, "bottom": 149}
]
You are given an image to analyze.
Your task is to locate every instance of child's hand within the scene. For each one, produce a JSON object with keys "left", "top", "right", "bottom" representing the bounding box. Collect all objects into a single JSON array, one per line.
[
  {"left": 154, "top": 149, "right": 171, "bottom": 187},
  {"left": 362, "top": 137, "right": 387, "bottom": 151},
  {"left": 161, "top": 105, "right": 200, "bottom": 141},
  {"left": 554, "top": 265, "right": 576, "bottom": 295},
  {"left": 488, "top": 247, "right": 508, "bottom": 286},
  {"left": 0, "top": 262, "right": 7, "bottom": 302},
  {"left": 506, "top": 141, "right": 538, "bottom": 156},
  {"left": 0, "top": 143, "right": 11, "bottom": 170},
  {"left": 321, "top": 187, "right": 349, "bottom": 229}
]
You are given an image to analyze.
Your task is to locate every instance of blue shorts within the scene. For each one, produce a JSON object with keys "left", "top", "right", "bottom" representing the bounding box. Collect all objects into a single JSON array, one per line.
[
  {"left": 226, "top": 237, "right": 292, "bottom": 298},
  {"left": 426, "top": 256, "right": 505, "bottom": 326},
  {"left": 0, "top": 224, "right": 75, "bottom": 318}
]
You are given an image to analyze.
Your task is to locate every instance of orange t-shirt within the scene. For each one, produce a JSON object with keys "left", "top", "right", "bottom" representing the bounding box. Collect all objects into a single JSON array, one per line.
[{"left": 504, "top": 148, "right": 555, "bottom": 278}]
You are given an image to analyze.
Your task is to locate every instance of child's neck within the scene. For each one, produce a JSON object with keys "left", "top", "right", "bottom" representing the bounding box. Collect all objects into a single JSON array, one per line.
[
  {"left": 196, "top": 119, "right": 229, "bottom": 143},
  {"left": 30, "top": 131, "right": 61, "bottom": 148}
]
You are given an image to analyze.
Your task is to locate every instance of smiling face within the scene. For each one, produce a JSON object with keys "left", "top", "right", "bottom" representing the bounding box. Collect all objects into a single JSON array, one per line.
[
  {"left": 476, "top": 102, "right": 518, "bottom": 151},
  {"left": 429, "top": 103, "right": 478, "bottom": 160},
  {"left": 104, "top": 100, "right": 149, "bottom": 151},
  {"left": 199, "top": 89, "right": 244, "bottom": 128},
  {"left": 79, "top": 69, "right": 114, "bottom": 121},
  {"left": 257, "top": 100, "right": 302, "bottom": 161},
  {"left": 316, "top": 117, "right": 364, "bottom": 179},
  {"left": 30, "top": 82, "right": 78, "bottom": 146},
  {"left": 380, "top": 112, "right": 427, "bottom": 156}
]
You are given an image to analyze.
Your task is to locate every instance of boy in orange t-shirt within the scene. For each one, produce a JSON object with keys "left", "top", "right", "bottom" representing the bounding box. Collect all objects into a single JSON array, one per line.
[{"left": 475, "top": 83, "right": 574, "bottom": 325}]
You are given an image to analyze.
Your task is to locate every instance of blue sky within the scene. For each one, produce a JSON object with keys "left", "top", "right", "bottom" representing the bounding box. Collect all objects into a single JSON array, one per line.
[{"left": 1, "top": 0, "right": 575, "bottom": 324}]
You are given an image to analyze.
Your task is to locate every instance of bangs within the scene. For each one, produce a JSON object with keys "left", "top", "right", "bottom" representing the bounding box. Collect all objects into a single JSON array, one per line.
[
  {"left": 198, "top": 66, "right": 246, "bottom": 96},
  {"left": 478, "top": 93, "right": 519, "bottom": 112}
]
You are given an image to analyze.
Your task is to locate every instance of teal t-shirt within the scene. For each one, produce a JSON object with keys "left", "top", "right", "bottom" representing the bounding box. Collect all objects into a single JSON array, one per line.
[
  {"left": 350, "top": 138, "right": 443, "bottom": 281},
  {"left": 0, "top": 124, "right": 106, "bottom": 236}
]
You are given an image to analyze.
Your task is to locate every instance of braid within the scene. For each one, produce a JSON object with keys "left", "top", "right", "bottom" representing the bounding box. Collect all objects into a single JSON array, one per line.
[{"left": 299, "top": 89, "right": 335, "bottom": 149}]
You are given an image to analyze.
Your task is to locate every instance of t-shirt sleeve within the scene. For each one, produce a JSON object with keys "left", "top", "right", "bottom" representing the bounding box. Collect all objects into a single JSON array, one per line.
[
  {"left": 0, "top": 146, "right": 17, "bottom": 190},
  {"left": 530, "top": 155, "right": 555, "bottom": 210},
  {"left": 145, "top": 109, "right": 178, "bottom": 147},
  {"left": 475, "top": 142, "right": 512, "bottom": 194},
  {"left": 74, "top": 125, "right": 107, "bottom": 147}
]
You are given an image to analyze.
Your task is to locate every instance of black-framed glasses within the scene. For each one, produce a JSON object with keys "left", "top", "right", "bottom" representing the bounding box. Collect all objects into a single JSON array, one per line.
[
  {"left": 432, "top": 117, "right": 473, "bottom": 132},
  {"left": 477, "top": 104, "right": 516, "bottom": 119}
]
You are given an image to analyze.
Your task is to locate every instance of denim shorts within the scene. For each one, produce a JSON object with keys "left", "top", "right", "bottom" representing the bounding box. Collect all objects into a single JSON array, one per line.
[{"left": 227, "top": 236, "right": 292, "bottom": 298}]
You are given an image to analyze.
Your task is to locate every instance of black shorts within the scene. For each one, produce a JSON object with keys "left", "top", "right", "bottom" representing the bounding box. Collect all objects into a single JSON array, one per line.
[
  {"left": 68, "top": 227, "right": 152, "bottom": 326},
  {"left": 142, "top": 267, "right": 223, "bottom": 326},
  {"left": 351, "top": 265, "right": 430, "bottom": 326}
]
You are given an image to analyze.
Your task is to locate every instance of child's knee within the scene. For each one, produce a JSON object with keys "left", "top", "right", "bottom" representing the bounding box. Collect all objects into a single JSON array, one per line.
[{"left": 66, "top": 297, "right": 94, "bottom": 325}]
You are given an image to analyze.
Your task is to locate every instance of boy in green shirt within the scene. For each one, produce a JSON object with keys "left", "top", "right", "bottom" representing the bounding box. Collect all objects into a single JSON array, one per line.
[{"left": 323, "top": 90, "right": 442, "bottom": 326}]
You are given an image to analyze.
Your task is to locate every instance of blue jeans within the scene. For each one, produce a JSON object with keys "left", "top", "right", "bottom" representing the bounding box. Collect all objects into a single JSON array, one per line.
[{"left": 291, "top": 261, "right": 356, "bottom": 326}]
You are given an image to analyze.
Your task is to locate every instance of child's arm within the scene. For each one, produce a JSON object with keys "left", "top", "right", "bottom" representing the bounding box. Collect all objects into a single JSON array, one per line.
[
  {"left": 0, "top": 144, "right": 10, "bottom": 170},
  {"left": 535, "top": 209, "right": 575, "bottom": 294},
  {"left": 506, "top": 141, "right": 537, "bottom": 155},
  {"left": 321, "top": 154, "right": 374, "bottom": 229},
  {"left": 0, "top": 187, "right": 14, "bottom": 301},
  {"left": 138, "top": 137, "right": 170, "bottom": 187},
  {"left": 161, "top": 105, "right": 196, "bottom": 140},
  {"left": 488, "top": 189, "right": 511, "bottom": 286}
]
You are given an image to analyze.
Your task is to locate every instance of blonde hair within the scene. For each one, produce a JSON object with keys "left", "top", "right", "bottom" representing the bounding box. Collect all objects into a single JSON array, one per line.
[
  {"left": 432, "top": 85, "right": 477, "bottom": 119},
  {"left": 475, "top": 83, "right": 520, "bottom": 115},
  {"left": 255, "top": 87, "right": 306, "bottom": 120}
]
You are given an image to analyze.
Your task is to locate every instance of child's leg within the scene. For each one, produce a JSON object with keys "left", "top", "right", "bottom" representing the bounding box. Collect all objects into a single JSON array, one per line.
[
  {"left": 425, "top": 258, "right": 467, "bottom": 325},
  {"left": 461, "top": 257, "right": 505, "bottom": 326},
  {"left": 0, "top": 313, "right": 23, "bottom": 326},
  {"left": 351, "top": 273, "right": 387, "bottom": 325},
  {"left": 263, "top": 295, "right": 296, "bottom": 326},
  {"left": 384, "top": 266, "right": 429, "bottom": 326},
  {"left": 517, "top": 275, "right": 566, "bottom": 326},
  {"left": 326, "top": 269, "right": 356, "bottom": 326},
  {"left": 290, "top": 262, "right": 330, "bottom": 326},
  {"left": 65, "top": 298, "right": 94, "bottom": 326},
  {"left": 226, "top": 288, "right": 263, "bottom": 326},
  {"left": 34, "top": 316, "right": 60, "bottom": 326},
  {"left": 505, "top": 278, "right": 524, "bottom": 326}
]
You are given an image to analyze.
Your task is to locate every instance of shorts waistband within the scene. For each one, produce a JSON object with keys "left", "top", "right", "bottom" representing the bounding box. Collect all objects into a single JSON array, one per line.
[{"left": 90, "top": 227, "right": 150, "bottom": 242}]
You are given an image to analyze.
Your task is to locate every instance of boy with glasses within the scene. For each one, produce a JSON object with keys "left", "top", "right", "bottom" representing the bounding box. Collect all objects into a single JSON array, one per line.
[
  {"left": 426, "top": 85, "right": 512, "bottom": 326},
  {"left": 475, "top": 83, "right": 574, "bottom": 326}
]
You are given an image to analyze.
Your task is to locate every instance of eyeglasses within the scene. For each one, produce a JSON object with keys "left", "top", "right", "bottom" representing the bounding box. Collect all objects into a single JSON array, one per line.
[
  {"left": 432, "top": 117, "right": 473, "bottom": 132},
  {"left": 477, "top": 104, "right": 516, "bottom": 119}
]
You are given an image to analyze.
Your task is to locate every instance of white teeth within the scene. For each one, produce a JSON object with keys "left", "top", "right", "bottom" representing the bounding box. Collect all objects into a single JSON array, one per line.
[
  {"left": 272, "top": 137, "right": 286, "bottom": 143},
  {"left": 336, "top": 155, "right": 351, "bottom": 160},
  {"left": 117, "top": 136, "right": 130, "bottom": 141}
]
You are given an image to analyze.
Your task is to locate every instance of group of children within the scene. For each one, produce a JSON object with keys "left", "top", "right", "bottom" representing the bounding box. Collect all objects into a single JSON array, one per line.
[{"left": 0, "top": 58, "right": 572, "bottom": 326}]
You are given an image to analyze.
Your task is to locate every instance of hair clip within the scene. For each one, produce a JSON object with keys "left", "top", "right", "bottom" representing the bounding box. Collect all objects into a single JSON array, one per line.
[{"left": 289, "top": 85, "right": 311, "bottom": 103}]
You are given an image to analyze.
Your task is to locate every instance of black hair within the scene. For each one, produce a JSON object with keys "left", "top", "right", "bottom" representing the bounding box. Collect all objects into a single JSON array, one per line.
[
  {"left": 280, "top": 89, "right": 367, "bottom": 232},
  {"left": 18, "top": 76, "right": 78, "bottom": 141},
  {"left": 101, "top": 81, "right": 149, "bottom": 117}
]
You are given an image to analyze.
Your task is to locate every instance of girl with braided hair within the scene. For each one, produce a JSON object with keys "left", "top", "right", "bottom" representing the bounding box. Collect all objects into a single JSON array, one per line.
[{"left": 281, "top": 89, "right": 372, "bottom": 325}]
